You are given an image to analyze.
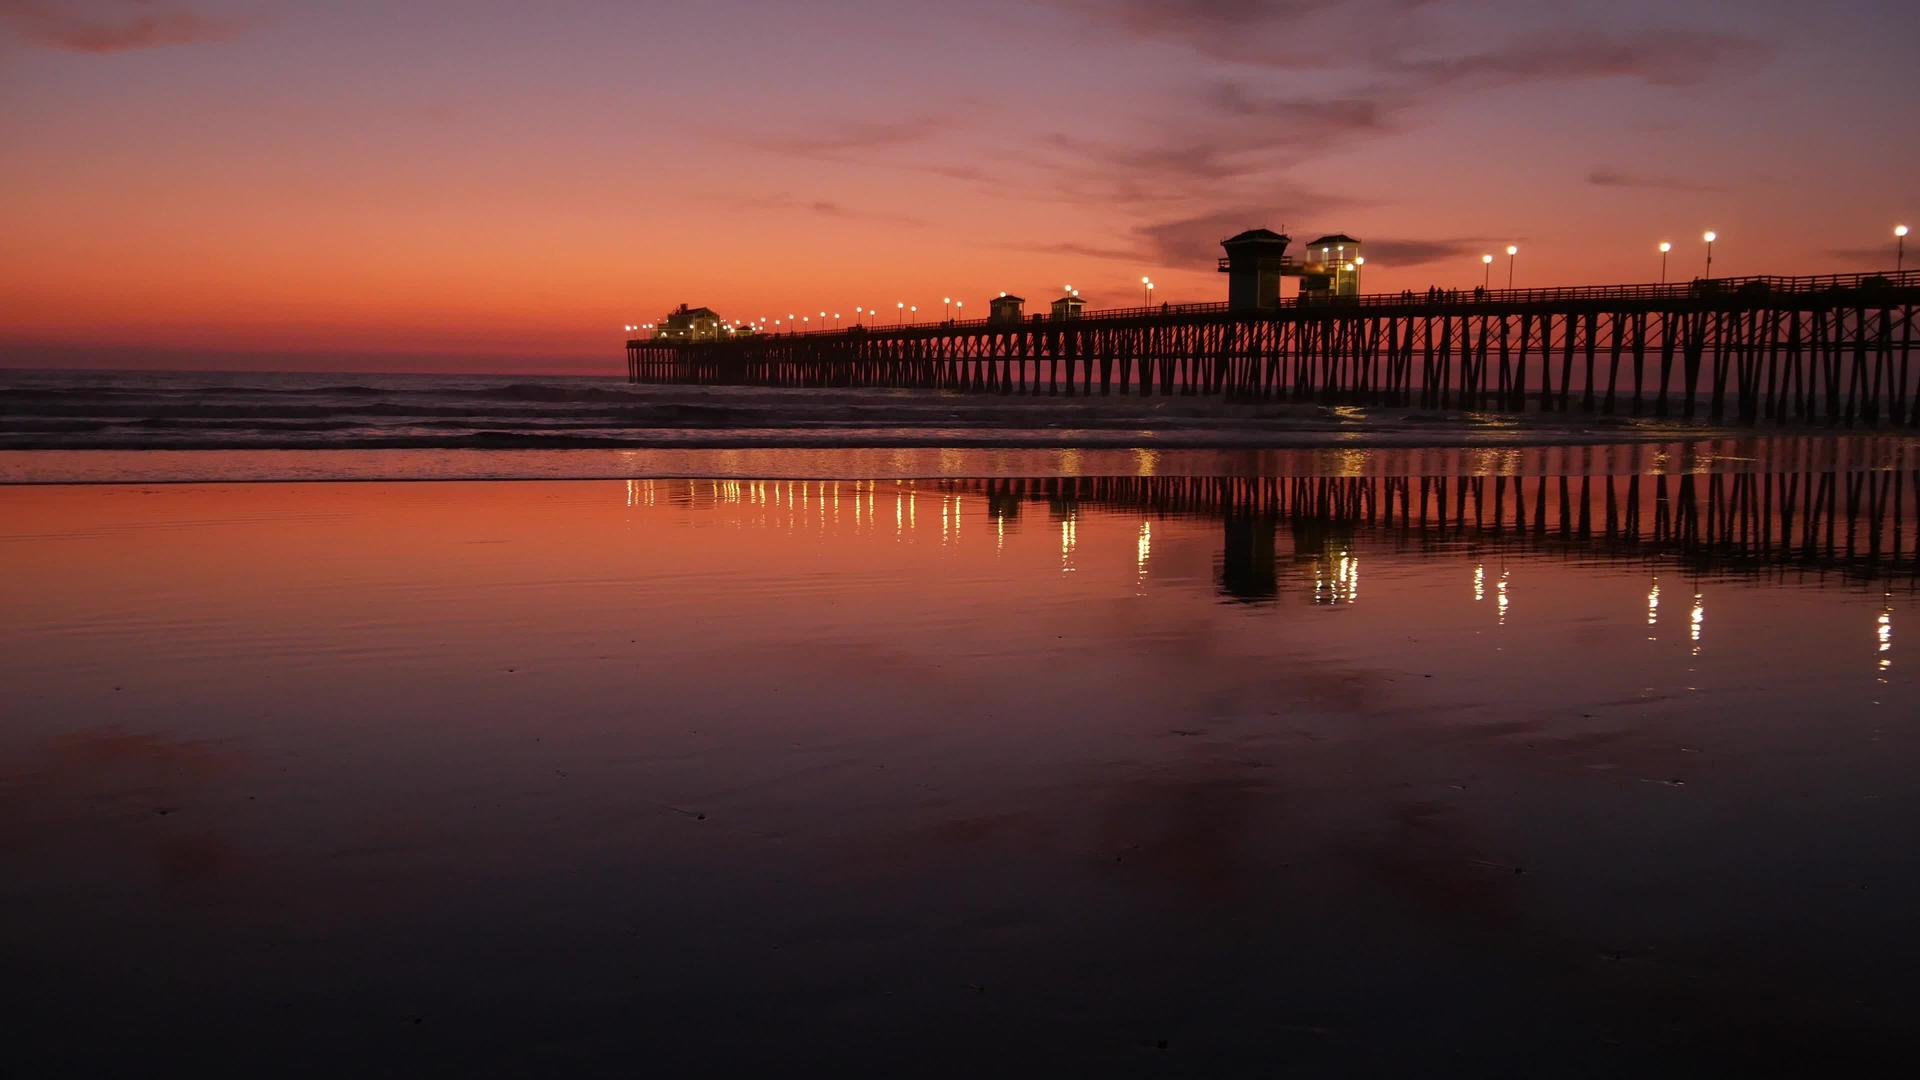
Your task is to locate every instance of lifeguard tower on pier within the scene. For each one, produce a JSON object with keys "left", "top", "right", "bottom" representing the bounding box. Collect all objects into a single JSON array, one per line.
[{"left": 1218, "top": 229, "right": 1294, "bottom": 311}]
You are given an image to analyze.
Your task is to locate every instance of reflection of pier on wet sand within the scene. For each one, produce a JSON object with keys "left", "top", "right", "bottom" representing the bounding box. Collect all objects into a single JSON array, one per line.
[
  {"left": 982, "top": 472, "right": 1920, "bottom": 599},
  {"left": 647, "top": 468, "right": 1920, "bottom": 597}
]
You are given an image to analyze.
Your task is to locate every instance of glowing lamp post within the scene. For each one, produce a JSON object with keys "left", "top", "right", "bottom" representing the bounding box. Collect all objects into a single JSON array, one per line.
[
  {"left": 1505, "top": 245, "right": 1518, "bottom": 290},
  {"left": 944, "top": 296, "right": 952, "bottom": 321},
  {"left": 910, "top": 305, "right": 918, "bottom": 325},
  {"left": 1481, "top": 253, "right": 1493, "bottom": 291},
  {"left": 896, "top": 301, "right": 904, "bottom": 326},
  {"left": 1898, "top": 225, "right": 1909, "bottom": 272},
  {"left": 1703, "top": 231, "right": 1717, "bottom": 278},
  {"left": 1659, "top": 241, "right": 1672, "bottom": 284}
]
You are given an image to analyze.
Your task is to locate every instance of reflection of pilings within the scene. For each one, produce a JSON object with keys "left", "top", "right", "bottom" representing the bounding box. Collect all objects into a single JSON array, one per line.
[
  {"left": 1220, "top": 506, "right": 1279, "bottom": 603},
  {"left": 973, "top": 471, "right": 1920, "bottom": 581}
]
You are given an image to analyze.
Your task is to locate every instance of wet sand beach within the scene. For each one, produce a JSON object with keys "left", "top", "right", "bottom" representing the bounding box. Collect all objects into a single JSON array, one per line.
[{"left": 3, "top": 446, "right": 1918, "bottom": 1075}]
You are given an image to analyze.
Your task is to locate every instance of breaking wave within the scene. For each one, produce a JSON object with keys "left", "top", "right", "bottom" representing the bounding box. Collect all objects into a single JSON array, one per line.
[{"left": 1, "top": 367, "right": 1740, "bottom": 452}]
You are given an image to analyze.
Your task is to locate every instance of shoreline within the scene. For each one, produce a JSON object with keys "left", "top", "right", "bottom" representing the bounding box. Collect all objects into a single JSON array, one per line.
[{"left": 3, "top": 433, "right": 1914, "bottom": 486}]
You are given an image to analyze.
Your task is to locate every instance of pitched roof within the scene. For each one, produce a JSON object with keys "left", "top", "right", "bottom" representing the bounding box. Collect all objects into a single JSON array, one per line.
[
  {"left": 1222, "top": 228, "right": 1288, "bottom": 245},
  {"left": 992, "top": 294, "right": 1025, "bottom": 303},
  {"left": 1306, "top": 234, "right": 1361, "bottom": 246}
]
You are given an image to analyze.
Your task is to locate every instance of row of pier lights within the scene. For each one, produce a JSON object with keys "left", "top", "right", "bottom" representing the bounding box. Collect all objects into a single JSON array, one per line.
[{"left": 625, "top": 225, "right": 1911, "bottom": 338}]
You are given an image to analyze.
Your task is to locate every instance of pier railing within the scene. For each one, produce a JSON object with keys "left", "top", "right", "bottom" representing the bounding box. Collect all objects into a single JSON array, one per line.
[{"left": 671, "top": 270, "right": 1920, "bottom": 341}]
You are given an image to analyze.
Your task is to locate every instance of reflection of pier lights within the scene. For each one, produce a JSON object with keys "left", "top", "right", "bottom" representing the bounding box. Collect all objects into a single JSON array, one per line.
[
  {"left": 1647, "top": 576, "right": 1660, "bottom": 633},
  {"left": 1690, "top": 591, "right": 1705, "bottom": 655},
  {"left": 1060, "top": 514, "right": 1078, "bottom": 573},
  {"left": 1136, "top": 520, "right": 1152, "bottom": 586},
  {"left": 1496, "top": 568, "right": 1510, "bottom": 625},
  {"left": 940, "top": 493, "right": 961, "bottom": 545},
  {"left": 1311, "top": 548, "right": 1359, "bottom": 605},
  {"left": 1474, "top": 562, "right": 1485, "bottom": 602},
  {"left": 1879, "top": 595, "right": 1893, "bottom": 676}
]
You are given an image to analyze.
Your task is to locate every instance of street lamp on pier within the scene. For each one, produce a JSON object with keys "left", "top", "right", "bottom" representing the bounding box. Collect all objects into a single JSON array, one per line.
[
  {"left": 897, "top": 301, "right": 905, "bottom": 326},
  {"left": 1703, "top": 231, "right": 1717, "bottom": 278},
  {"left": 955, "top": 299, "right": 964, "bottom": 318},
  {"left": 1659, "top": 241, "right": 1671, "bottom": 283},
  {"left": 1481, "top": 253, "right": 1493, "bottom": 290},
  {"left": 944, "top": 296, "right": 952, "bottom": 320},
  {"left": 1898, "top": 225, "right": 1909, "bottom": 272},
  {"left": 910, "top": 305, "right": 918, "bottom": 325},
  {"left": 1505, "top": 245, "right": 1518, "bottom": 290}
]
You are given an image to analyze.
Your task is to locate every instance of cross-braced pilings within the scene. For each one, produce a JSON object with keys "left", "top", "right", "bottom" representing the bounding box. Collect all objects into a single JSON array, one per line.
[{"left": 627, "top": 272, "right": 1920, "bottom": 426}]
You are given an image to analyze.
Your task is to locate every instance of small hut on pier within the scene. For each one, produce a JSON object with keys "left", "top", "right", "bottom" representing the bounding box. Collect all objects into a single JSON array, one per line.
[
  {"left": 1049, "top": 295, "right": 1086, "bottom": 321},
  {"left": 656, "top": 304, "right": 727, "bottom": 343}
]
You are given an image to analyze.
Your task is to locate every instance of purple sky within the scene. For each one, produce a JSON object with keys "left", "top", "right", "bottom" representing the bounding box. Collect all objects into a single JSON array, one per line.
[{"left": 1, "top": 0, "right": 1914, "bottom": 371}]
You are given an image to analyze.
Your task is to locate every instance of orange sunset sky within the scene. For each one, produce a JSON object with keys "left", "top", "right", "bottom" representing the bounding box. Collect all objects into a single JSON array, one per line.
[{"left": 1, "top": 0, "right": 1915, "bottom": 375}]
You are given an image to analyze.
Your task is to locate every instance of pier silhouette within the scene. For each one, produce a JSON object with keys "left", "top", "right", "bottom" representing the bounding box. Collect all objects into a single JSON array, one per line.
[{"left": 628, "top": 271, "right": 1920, "bottom": 426}]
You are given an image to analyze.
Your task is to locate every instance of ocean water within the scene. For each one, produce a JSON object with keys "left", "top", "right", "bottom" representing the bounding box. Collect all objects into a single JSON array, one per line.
[
  {"left": 2, "top": 367, "right": 1753, "bottom": 453},
  {"left": 2, "top": 462, "right": 1919, "bottom": 1074}
]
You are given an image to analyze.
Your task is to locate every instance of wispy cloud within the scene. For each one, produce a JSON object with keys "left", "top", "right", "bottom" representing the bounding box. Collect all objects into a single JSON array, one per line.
[
  {"left": 1586, "top": 168, "right": 1723, "bottom": 193},
  {"left": 1045, "top": 0, "right": 1759, "bottom": 87},
  {"left": 0, "top": 0, "right": 245, "bottom": 53},
  {"left": 1013, "top": 1, "right": 1764, "bottom": 265},
  {"left": 735, "top": 2, "right": 1767, "bottom": 276},
  {"left": 1135, "top": 200, "right": 1359, "bottom": 265},
  {"left": 1358, "top": 237, "right": 1501, "bottom": 266},
  {"left": 1394, "top": 28, "right": 1758, "bottom": 93},
  {"left": 1822, "top": 246, "right": 1901, "bottom": 266},
  {"left": 1011, "top": 191, "right": 1362, "bottom": 267},
  {"left": 735, "top": 195, "right": 928, "bottom": 228}
]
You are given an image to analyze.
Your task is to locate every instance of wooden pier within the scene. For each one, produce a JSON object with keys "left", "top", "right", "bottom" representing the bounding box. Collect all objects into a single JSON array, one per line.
[{"left": 627, "top": 271, "right": 1920, "bottom": 426}]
